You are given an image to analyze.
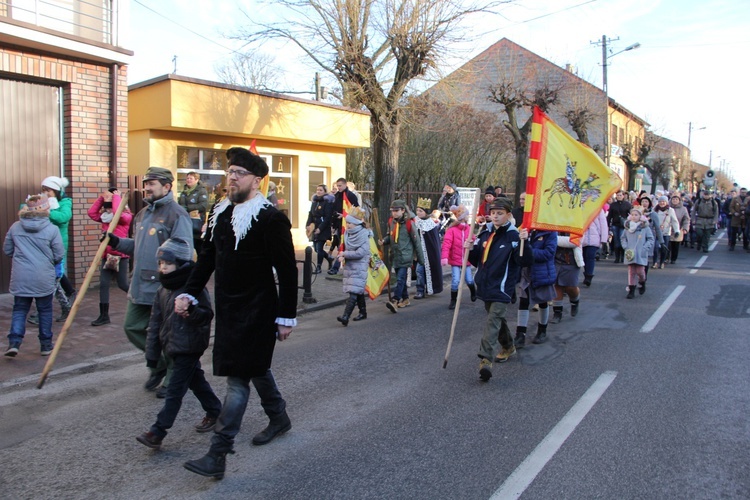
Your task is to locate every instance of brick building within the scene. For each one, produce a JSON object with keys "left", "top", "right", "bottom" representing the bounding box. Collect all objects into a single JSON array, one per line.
[
  {"left": 0, "top": 1, "right": 131, "bottom": 293},
  {"left": 427, "top": 38, "right": 648, "bottom": 189}
]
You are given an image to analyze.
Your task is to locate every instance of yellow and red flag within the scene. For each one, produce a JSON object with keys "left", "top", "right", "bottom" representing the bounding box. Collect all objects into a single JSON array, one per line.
[
  {"left": 250, "top": 139, "right": 271, "bottom": 198},
  {"left": 523, "top": 107, "right": 622, "bottom": 236},
  {"left": 365, "top": 236, "right": 390, "bottom": 300}
]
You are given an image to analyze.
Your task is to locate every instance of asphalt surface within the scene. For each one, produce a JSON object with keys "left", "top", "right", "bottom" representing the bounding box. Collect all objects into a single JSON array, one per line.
[{"left": 1, "top": 234, "right": 749, "bottom": 499}]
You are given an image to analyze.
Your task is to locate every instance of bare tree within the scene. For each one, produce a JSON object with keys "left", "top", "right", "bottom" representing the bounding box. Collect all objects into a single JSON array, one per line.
[
  {"left": 214, "top": 52, "right": 282, "bottom": 90},
  {"left": 620, "top": 137, "right": 657, "bottom": 192},
  {"left": 399, "top": 94, "right": 513, "bottom": 195},
  {"left": 230, "top": 0, "right": 508, "bottom": 229},
  {"left": 564, "top": 108, "right": 596, "bottom": 148},
  {"left": 487, "top": 81, "right": 561, "bottom": 204}
]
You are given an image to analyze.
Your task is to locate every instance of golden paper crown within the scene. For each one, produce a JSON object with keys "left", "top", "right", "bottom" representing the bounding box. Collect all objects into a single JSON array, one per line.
[
  {"left": 348, "top": 206, "right": 366, "bottom": 221},
  {"left": 417, "top": 197, "right": 432, "bottom": 210}
]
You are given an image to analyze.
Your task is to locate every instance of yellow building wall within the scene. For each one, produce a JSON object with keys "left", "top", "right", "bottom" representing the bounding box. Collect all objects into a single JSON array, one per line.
[
  {"left": 610, "top": 109, "right": 646, "bottom": 189},
  {"left": 128, "top": 77, "right": 369, "bottom": 247},
  {"left": 130, "top": 78, "right": 370, "bottom": 148}
]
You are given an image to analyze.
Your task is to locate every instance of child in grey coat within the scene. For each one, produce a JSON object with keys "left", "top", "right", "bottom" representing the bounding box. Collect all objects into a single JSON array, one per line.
[
  {"left": 621, "top": 206, "right": 655, "bottom": 299},
  {"left": 3, "top": 195, "right": 64, "bottom": 357}
]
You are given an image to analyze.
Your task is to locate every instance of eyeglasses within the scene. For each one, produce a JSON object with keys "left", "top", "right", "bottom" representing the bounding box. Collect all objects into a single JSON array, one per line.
[{"left": 225, "top": 168, "right": 253, "bottom": 178}]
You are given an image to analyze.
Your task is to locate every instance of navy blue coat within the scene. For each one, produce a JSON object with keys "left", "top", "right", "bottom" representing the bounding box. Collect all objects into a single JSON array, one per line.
[
  {"left": 525, "top": 230, "right": 557, "bottom": 287},
  {"left": 468, "top": 223, "right": 525, "bottom": 303}
]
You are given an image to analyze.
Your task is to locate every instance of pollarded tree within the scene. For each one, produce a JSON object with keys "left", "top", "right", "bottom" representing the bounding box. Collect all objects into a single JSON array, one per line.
[
  {"left": 620, "top": 138, "right": 655, "bottom": 192},
  {"left": 487, "top": 81, "right": 561, "bottom": 204},
  {"left": 230, "top": 0, "right": 509, "bottom": 230}
]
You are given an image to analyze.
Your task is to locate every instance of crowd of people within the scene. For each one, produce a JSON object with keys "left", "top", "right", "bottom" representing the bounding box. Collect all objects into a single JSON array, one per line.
[
  {"left": 314, "top": 181, "right": 743, "bottom": 383},
  {"left": 4, "top": 160, "right": 745, "bottom": 479}
]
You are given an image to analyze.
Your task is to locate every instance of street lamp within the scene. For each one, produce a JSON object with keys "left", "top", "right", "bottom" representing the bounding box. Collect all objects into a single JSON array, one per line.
[{"left": 600, "top": 36, "right": 640, "bottom": 166}]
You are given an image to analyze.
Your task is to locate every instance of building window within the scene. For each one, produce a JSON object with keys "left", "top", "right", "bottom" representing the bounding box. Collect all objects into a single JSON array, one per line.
[
  {"left": 175, "top": 147, "right": 299, "bottom": 227},
  {"left": 176, "top": 147, "right": 229, "bottom": 214},
  {"left": 610, "top": 124, "right": 619, "bottom": 146},
  {"left": 269, "top": 155, "right": 296, "bottom": 223}
]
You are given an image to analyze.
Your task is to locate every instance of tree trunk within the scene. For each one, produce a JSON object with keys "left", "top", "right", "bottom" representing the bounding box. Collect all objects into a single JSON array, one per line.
[
  {"left": 514, "top": 139, "right": 529, "bottom": 201},
  {"left": 372, "top": 115, "right": 400, "bottom": 236}
]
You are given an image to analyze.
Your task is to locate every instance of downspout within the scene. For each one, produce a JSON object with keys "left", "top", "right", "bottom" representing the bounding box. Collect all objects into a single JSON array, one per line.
[{"left": 110, "top": 63, "right": 118, "bottom": 186}]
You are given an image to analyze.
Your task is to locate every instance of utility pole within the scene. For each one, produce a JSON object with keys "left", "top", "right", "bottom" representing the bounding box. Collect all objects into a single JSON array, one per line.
[
  {"left": 172, "top": 55, "right": 177, "bottom": 75},
  {"left": 592, "top": 35, "right": 617, "bottom": 166},
  {"left": 592, "top": 36, "right": 640, "bottom": 172}
]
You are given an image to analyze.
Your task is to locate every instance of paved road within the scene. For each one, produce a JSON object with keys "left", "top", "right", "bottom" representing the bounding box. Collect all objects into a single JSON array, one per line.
[{"left": 1, "top": 232, "right": 748, "bottom": 499}]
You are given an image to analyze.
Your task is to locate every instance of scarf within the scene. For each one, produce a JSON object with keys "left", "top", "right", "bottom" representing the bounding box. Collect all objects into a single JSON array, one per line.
[
  {"left": 210, "top": 192, "right": 271, "bottom": 250},
  {"left": 158, "top": 262, "right": 194, "bottom": 290},
  {"left": 482, "top": 223, "right": 509, "bottom": 263},
  {"left": 344, "top": 223, "right": 369, "bottom": 250},
  {"left": 391, "top": 216, "right": 405, "bottom": 243}
]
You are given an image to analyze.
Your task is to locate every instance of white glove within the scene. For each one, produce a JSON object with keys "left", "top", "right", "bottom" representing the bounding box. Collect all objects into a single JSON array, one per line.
[{"left": 47, "top": 196, "right": 60, "bottom": 210}]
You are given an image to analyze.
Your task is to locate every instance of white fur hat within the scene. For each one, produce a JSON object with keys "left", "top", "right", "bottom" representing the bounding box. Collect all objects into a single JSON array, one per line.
[{"left": 41, "top": 176, "right": 70, "bottom": 193}]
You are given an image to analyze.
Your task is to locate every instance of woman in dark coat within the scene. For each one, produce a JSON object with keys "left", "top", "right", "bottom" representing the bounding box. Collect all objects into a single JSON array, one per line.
[{"left": 306, "top": 184, "right": 334, "bottom": 273}]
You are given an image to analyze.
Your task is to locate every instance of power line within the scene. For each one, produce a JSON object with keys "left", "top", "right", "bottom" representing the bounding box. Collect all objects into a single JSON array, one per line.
[{"left": 132, "top": 0, "right": 243, "bottom": 57}]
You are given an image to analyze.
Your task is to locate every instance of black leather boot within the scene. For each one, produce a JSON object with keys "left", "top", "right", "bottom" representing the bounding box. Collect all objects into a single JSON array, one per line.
[
  {"left": 514, "top": 326, "right": 527, "bottom": 349},
  {"left": 583, "top": 274, "right": 593, "bottom": 287},
  {"left": 638, "top": 281, "right": 646, "bottom": 295},
  {"left": 91, "top": 303, "right": 110, "bottom": 326},
  {"left": 550, "top": 306, "right": 563, "bottom": 324},
  {"left": 448, "top": 290, "right": 458, "bottom": 310},
  {"left": 337, "top": 294, "right": 357, "bottom": 326},
  {"left": 252, "top": 410, "right": 292, "bottom": 445},
  {"left": 352, "top": 294, "right": 367, "bottom": 321},
  {"left": 468, "top": 283, "right": 477, "bottom": 302},
  {"left": 626, "top": 285, "right": 636, "bottom": 299},
  {"left": 183, "top": 452, "right": 228, "bottom": 479},
  {"left": 532, "top": 323, "right": 548, "bottom": 344}
]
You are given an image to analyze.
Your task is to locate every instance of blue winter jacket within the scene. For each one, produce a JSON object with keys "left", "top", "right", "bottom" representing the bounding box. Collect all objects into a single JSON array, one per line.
[
  {"left": 468, "top": 222, "right": 524, "bottom": 303},
  {"left": 525, "top": 230, "right": 558, "bottom": 287}
]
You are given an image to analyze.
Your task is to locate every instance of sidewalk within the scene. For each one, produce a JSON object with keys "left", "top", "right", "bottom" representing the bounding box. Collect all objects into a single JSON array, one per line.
[{"left": 0, "top": 247, "right": 349, "bottom": 386}]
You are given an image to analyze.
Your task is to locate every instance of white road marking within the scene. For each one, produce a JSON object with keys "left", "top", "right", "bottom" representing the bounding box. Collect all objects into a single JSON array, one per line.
[
  {"left": 690, "top": 256, "right": 708, "bottom": 274},
  {"left": 709, "top": 240, "right": 719, "bottom": 251},
  {"left": 640, "top": 285, "right": 686, "bottom": 333},
  {"left": 490, "top": 371, "right": 618, "bottom": 500}
]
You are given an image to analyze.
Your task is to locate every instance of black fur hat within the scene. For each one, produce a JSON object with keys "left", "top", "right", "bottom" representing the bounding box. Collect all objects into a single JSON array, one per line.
[{"left": 226, "top": 147, "right": 269, "bottom": 178}]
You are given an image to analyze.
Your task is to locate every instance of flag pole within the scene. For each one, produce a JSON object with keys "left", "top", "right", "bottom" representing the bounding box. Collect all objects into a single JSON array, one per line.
[
  {"left": 443, "top": 189, "right": 481, "bottom": 369},
  {"left": 37, "top": 190, "right": 130, "bottom": 389}
]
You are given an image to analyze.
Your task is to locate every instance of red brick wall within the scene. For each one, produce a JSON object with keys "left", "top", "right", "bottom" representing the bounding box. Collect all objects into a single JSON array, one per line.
[{"left": 0, "top": 46, "right": 129, "bottom": 288}]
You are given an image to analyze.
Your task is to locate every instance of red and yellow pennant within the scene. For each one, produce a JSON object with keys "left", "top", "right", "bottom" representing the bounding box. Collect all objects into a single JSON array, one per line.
[
  {"left": 523, "top": 107, "right": 622, "bottom": 236},
  {"left": 251, "top": 139, "right": 271, "bottom": 198}
]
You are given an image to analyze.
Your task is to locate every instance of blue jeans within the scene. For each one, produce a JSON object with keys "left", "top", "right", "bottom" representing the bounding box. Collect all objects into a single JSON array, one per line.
[
  {"left": 450, "top": 265, "right": 474, "bottom": 292},
  {"left": 582, "top": 246, "right": 598, "bottom": 276},
  {"left": 611, "top": 225, "right": 624, "bottom": 251},
  {"left": 151, "top": 354, "right": 222, "bottom": 438},
  {"left": 415, "top": 263, "right": 426, "bottom": 294},
  {"left": 8, "top": 294, "right": 53, "bottom": 349},
  {"left": 210, "top": 369, "right": 286, "bottom": 454},
  {"left": 393, "top": 267, "right": 409, "bottom": 300}
]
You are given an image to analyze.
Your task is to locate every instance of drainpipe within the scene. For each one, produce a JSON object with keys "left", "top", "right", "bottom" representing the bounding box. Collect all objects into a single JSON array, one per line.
[{"left": 110, "top": 63, "right": 119, "bottom": 186}]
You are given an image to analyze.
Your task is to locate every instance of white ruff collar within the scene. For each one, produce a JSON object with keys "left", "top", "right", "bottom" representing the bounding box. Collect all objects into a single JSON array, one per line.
[{"left": 210, "top": 192, "right": 271, "bottom": 250}]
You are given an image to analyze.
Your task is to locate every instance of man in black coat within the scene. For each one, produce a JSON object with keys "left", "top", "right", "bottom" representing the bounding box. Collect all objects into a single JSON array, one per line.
[{"left": 179, "top": 147, "right": 298, "bottom": 480}]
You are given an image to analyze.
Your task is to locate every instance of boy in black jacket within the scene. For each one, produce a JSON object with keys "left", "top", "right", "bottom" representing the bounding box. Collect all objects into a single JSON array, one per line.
[
  {"left": 467, "top": 199, "right": 531, "bottom": 382},
  {"left": 136, "top": 238, "right": 221, "bottom": 449}
]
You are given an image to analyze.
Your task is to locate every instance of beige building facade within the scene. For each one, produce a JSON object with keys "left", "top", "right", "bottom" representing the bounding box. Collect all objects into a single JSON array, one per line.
[{"left": 129, "top": 75, "right": 370, "bottom": 247}]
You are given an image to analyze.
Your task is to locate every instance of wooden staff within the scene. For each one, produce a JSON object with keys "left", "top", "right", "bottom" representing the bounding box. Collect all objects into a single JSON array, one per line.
[
  {"left": 372, "top": 208, "right": 395, "bottom": 310},
  {"left": 443, "top": 188, "right": 481, "bottom": 369},
  {"left": 38, "top": 190, "right": 130, "bottom": 389}
]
